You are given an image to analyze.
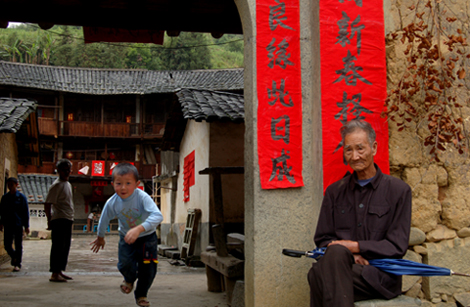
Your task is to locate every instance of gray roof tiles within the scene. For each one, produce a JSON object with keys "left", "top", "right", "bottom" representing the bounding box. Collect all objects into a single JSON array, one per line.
[
  {"left": 0, "top": 61, "right": 244, "bottom": 95},
  {"left": 18, "top": 174, "right": 57, "bottom": 204},
  {"left": 176, "top": 89, "right": 244, "bottom": 122},
  {"left": 0, "top": 97, "right": 37, "bottom": 133}
]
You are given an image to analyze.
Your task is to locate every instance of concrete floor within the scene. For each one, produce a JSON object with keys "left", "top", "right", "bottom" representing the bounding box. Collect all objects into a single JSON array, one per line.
[{"left": 0, "top": 235, "right": 229, "bottom": 307}]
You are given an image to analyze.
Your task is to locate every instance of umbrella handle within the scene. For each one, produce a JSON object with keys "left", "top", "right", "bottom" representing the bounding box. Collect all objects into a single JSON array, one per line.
[
  {"left": 451, "top": 271, "right": 470, "bottom": 277},
  {"left": 282, "top": 249, "right": 307, "bottom": 258}
]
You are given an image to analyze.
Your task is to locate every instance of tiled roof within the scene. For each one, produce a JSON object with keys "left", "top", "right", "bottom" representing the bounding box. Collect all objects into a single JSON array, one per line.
[
  {"left": 176, "top": 89, "right": 244, "bottom": 122},
  {"left": 0, "top": 97, "right": 37, "bottom": 133},
  {"left": 18, "top": 174, "right": 57, "bottom": 204},
  {"left": 0, "top": 61, "right": 244, "bottom": 95}
]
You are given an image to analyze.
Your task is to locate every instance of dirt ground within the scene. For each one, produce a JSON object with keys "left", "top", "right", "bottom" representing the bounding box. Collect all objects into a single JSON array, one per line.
[{"left": 0, "top": 235, "right": 229, "bottom": 307}]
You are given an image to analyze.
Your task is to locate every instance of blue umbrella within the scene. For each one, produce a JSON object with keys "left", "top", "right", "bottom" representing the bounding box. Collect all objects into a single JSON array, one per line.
[{"left": 282, "top": 248, "right": 470, "bottom": 277}]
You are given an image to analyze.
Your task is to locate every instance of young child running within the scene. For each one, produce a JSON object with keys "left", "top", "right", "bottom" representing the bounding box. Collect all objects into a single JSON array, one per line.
[{"left": 91, "top": 163, "right": 163, "bottom": 307}]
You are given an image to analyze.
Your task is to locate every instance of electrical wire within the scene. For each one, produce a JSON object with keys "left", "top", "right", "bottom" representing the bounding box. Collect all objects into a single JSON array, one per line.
[{"left": 8, "top": 23, "right": 244, "bottom": 50}]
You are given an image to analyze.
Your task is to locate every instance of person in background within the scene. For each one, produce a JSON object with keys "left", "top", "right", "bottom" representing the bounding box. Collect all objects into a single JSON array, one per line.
[
  {"left": 91, "top": 163, "right": 163, "bottom": 307},
  {"left": 0, "top": 177, "right": 30, "bottom": 272},
  {"left": 87, "top": 211, "right": 94, "bottom": 233},
  {"left": 45, "top": 159, "right": 74, "bottom": 282},
  {"left": 308, "top": 119, "right": 412, "bottom": 307}
]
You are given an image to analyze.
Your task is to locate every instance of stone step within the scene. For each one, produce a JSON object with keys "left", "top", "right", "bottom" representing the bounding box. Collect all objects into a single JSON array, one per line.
[
  {"left": 165, "top": 250, "right": 181, "bottom": 259},
  {"left": 158, "top": 245, "right": 178, "bottom": 257},
  {"left": 355, "top": 296, "right": 421, "bottom": 307}
]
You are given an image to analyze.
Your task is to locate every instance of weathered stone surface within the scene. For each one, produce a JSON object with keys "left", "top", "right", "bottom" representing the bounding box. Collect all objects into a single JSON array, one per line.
[
  {"left": 424, "top": 238, "right": 470, "bottom": 298},
  {"left": 426, "top": 225, "right": 457, "bottom": 243},
  {"left": 402, "top": 250, "right": 422, "bottom": 293},
  {"left": 411, "top": 198, "right": 441, "bottom": 233},
  {"left": 457, "top": 228, "right": 470, "bottom": 238},
  {"left": 454, "top": 292, "right": 470, "bottom": 307},
  {"left": 413, "top": 246, "right": 427, "bottom": 255},
  {"left": 405, "top": 283, "right": 422, "bottom": 299},
  {"left": 388, "top": 129, "right": 424, "bottom": 167},
  {"left": 354, "top": 295, "right": 421, "bottom": 307},
  {"left": 440, "top": 185, "right": 470, "bottom": 230},
  {"left": 231, "top": 280, "right": 245, "bottom": 307},
  {"left": 409, "top": 227, "right": 426, "bottom": 246}
]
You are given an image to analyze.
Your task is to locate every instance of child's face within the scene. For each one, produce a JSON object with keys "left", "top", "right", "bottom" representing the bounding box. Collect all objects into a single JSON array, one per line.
[{"left": 111, "top": 173, "right": 140, "bottom": 200}]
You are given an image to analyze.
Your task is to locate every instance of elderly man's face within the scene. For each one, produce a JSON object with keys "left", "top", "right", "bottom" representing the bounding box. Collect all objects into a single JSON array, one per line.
[{"left": 343, "top": 129, "right": 377, "bottom": 179}]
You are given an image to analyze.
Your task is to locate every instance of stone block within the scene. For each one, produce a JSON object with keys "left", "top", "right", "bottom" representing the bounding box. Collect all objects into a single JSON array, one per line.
[
  {"left": 413, "top": 246, "right": 427, "bottom": 255},
  {"left": 411, "top": 198, "right": 440, "bottom": 233},
  {"left": 402, "top": 250, "right": 422, "bottom": 293},
  {"left": 165, "top": 250, "right": 180, "bottom": 260},
  {"left": 409, "top": 228, "right": 426, "bottom": 246},
  {"left": 424, "top": 238, "right": 470, "bottom": 298},
  {"left": 457, "top": 228, "right": 470, "bottom": 238},
  {"left": 231, "top": 280, "right": 245, "bottom": 307},
  {"left": 426, "top": 225, "right": 457, "bottom": 243},
  {"left": 354, "top": 295, "right": 421, "bottom": 307},
  {"left": 454, "top": 292, "right": 470, "bottom": 307},
  {"left": 405, "top": 283, "right": 422, "bottom": 299},
  {"left": 158, "top": 245, "right": 178, "bottom": 257}
]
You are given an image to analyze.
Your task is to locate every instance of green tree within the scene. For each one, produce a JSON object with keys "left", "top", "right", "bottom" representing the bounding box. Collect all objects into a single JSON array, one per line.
[
  {"left": 154, "top": 32, "right": 213, "bottom": 70},
  {"left": 51, "top": 26, "right": 76, "bottom": 66}
]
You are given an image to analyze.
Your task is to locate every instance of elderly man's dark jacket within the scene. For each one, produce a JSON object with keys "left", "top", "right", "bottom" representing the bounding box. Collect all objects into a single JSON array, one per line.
[{"left": 314, "top": 165, "right": 412, "bottom": 299}]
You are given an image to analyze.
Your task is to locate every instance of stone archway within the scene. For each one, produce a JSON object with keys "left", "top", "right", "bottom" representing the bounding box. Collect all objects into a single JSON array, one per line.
[{"left": 234, "top": 0, "right": 323, "bottom": 306}]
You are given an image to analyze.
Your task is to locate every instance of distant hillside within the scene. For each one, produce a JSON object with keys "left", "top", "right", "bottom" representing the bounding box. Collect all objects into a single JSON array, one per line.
[{"left": 0, "top": 24, "right": 244, "bottom": 70}]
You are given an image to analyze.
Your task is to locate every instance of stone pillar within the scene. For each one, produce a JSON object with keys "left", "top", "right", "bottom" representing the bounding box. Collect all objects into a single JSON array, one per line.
[{"left": 236, "top": 0, "right": 322, "bottom": 306}]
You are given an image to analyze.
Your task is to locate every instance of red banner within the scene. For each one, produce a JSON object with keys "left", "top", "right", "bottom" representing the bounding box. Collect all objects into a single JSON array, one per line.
[
  {"left": 256, "top": 0, "right": 304, "bottom": 189},
  {"left": 92, "top": 160, "right": 105, "bottom": 177},
  {"left": 183, "top": 151, "right": 195, "bottom": 202},
  {"left": 320, "top": 0, "right": 389, "bottom": 191}
]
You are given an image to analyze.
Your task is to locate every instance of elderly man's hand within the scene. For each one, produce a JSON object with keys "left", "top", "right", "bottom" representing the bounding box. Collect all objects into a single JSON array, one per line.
[
  {"left": 353, "top": 254, "right": 369, "bottom": 265},
  {"left": 328, "top": 240, "right": 360, "bottom": 253}
]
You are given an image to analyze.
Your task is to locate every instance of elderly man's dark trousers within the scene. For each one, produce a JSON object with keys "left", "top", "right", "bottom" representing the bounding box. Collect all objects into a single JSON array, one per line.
[
  {"left": 308, "top": 245, "right": 382, "bottom": 307},
  {"left": 49, "top": 218, "right": 73, "bottom": 273}
]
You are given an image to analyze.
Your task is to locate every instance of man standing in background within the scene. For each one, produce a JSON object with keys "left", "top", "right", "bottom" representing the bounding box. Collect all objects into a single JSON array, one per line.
[
  {"left": 45, "top": 159, "right": 74, "bottom": 282},
  {"left": 0, "top": 177, "right": 30, "bottom": 272}
]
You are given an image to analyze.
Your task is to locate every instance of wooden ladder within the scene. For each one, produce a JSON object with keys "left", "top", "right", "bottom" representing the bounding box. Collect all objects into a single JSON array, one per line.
[{"left": 180, "top": 208, "right": 202, "bottom": 260}]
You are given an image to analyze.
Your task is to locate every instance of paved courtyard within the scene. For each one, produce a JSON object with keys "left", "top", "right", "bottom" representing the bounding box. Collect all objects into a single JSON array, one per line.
[{"left": 0, "top": 235, "right": 228, "bottom": 307}]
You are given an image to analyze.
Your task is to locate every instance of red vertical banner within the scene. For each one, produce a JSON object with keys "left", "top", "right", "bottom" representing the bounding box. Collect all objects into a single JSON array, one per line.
[
  {"left": 320, "top": 0, "right": 389, "bottom": 191},
  {"left": 183, "top": 150, "right": 195, "bottom": 202},
  {"left": 256, "top": 0, "right": 304, "bottom": 189}
]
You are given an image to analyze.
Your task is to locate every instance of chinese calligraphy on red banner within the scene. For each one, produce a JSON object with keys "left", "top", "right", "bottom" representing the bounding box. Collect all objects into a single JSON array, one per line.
[
  {"left": 320, "top": 0, "right": 390, "bottom": 191},
  {"left": 92, "top": 160, "right": 105, "bottom": 177},
  {"left": 257, "top": 0, "right": 304, "bottom": 189},
  {"left": 183, "top": 151, "right": 195, "bottom": 202}
]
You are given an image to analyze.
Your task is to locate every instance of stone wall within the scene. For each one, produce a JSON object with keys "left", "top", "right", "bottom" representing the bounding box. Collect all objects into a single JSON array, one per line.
[{"left": 386, "top": 0, "right": 470, "bottom": 305}]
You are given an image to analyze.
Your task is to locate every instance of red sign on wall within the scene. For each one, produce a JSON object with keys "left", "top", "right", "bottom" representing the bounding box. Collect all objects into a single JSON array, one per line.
[
  {"left": 256, "top": 0, "right": 304, "bottom": 189},
  {"left": 183, "top": 151, "right": 195, "bottom": 202},
  {"left": 92, "top": 160, "right": 105, "bottom": 177},
  {"left": 320, "top": 0, "right": 389, "bottom": 191}
]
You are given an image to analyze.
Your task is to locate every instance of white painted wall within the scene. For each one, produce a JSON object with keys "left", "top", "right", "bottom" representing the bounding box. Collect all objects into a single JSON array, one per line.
[{"left": 176, "top": 120, "right": 210, "bottom": 225}]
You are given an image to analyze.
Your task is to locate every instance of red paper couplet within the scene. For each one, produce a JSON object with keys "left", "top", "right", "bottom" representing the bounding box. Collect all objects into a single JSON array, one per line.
[
  {"left": 183, "top": 151, "right": 195, "bottom": 202},
  {"left": 92, "top": 160, "right": 106, "bottom": 177},
  {"left": 256, "top": 0, "right": 304, "bottom": 189},
  {"left": 320, "top": 0, "right": 390, "bottom": 191}
]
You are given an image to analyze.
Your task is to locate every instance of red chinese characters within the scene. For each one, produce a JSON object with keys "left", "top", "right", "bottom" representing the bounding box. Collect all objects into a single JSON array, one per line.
[
  {"left": 257, "top": 0, "right": 304, "bottom": 189},
  {"left": 320, "top": 0, "right": 389, "bottom": 191}
]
